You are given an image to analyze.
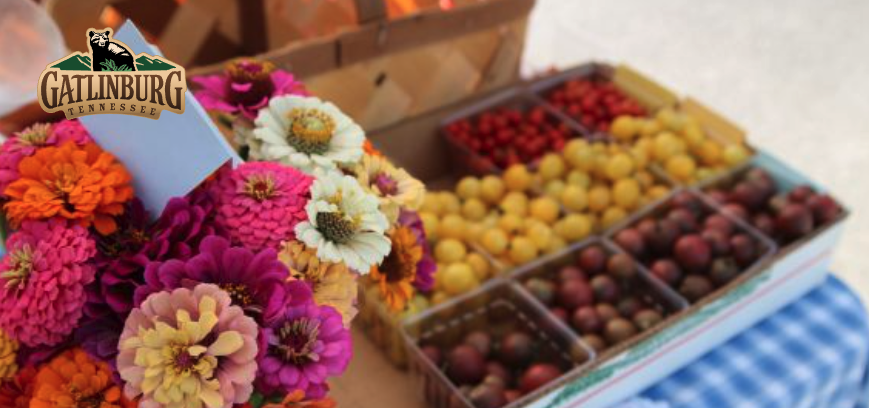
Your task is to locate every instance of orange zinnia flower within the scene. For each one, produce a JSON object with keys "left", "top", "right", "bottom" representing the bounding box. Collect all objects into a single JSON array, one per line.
[
  {"left": 262, "top": 390, "right": 337, "bottom": 408},
  {"left": 363, "top": 140, "right": 383, "bottom": 157},
  {"left": 30, "top": 348, "right": 136, "bottom": 408},
  {"left": 369, "top": 226, "right": 423, "bottom": 312},
  {"left": 3, "top": 142, "right": 133, "bottom": 235}
]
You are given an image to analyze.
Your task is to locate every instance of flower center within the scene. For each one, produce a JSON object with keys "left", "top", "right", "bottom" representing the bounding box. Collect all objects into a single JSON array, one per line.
[
  {"left": 315, "top": 212, "right": 358, "bottom": 244},
  {"left": 373, "top": 172, "right": 399, "bottom": 196},
  {"left": 243, "top": 174, "right": 277, "bottom": 201},
  {"left": 2, "top": 245, "right": 35, "bottom": 291},
  {"left": 219, "top": 283, "right": 255, "bottom": 307},
  {"left": 66, "top": 387, "right": 105, "bottom": 408},
  {"left": 17, "top": 124, "right": 51, "bottom": 146},
  {"left": 275, "top": 318, "right": 320, "bottom": 364},
  {"left": 286, "top": 108, "right": 335, "bottom": 156},
  {"left": 380, "top": 228, "right": 421, "bottom": 283},
  {"left": 225, "top": 59, "right": 276, "bottom": 107}
]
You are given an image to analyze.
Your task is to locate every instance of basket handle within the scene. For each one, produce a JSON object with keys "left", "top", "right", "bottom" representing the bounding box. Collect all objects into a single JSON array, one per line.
[{"left": 353, "top": 0, "right": 388, "bottom": 24}]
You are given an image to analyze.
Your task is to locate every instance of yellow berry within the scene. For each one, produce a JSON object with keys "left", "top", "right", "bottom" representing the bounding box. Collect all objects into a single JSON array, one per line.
[
  {"left": 640, "top": 120, "right": 662, "bottom": 137},
  {"left": 508, "top": 236, "right": 539, "bottom": 265},
  {"left": 442, "top": 263, "right": 479, "bottom": 296},
  {"left": 666, "top": 154, "right": 697, "bottom": 183},
  {"left": 563, "top": 139, "right": 588, "bottom": 161},
  {"left": 500, "top": 192, "right": 529, "bottom": 217},
  {"left": 465, "top": 222, "right": 485, "bottom": 243},
  {"left": 610, "top": 115, "right": 639, "bottom": 141},
  {"left": 682, "top": 123, "right": 706, "bottom": 148},
  {"left": 566, "top": 143, "right": 596, "bottom": 172},
  {"left": 555, "top": 214, "right": 592, "bottom": 242},
  {"left": 461, "top": 198, "right": 488, "bottom": 221},
  {"left": 546, "top": 236, "right": 568, "bottom": 254},
  {"left": 466, "top": 252, "right": 490, "bottom": 281},
  {"left": 529, "top": 197, "right": 561, "bottom": 224},
  {"left": 481, "top": 228, "right": 509, "bottom": 255},
  {"left": 653, "top": 132, "right": 681, "bottom": 163},
  {"left": 634, "top": 171, "right": 655, "bottom": 189},
  {"left": 655, "top": 107, "right": 678, "bottom": 128},
  {"left": 498, "top": 214, "right": 524, "bottom": 235},
  {"left": 613, "top": 178, "right": 641, "bottom": 210},
  {"left": 430, "top": 291, "right": 450, "bottom": 305},
  {"left": 503, "top": 164, "right": 532, "bottom": 192},
  {"left": 439, "top": 214, "right": 466, "bottom": 240},
  {"left": 439, "top": 192, "right": 461, "bottom": 214},
  {"left": 435, "top": 239, "right": 467, "bottom": 263},
  {"left": 601, "top": 207, "right": 628, "bottom": 229},
  {"left": 525, "top": 221, "right": 553, "bottom": 250},
  {"left": 538, "top": 153, "right": 566, "bottom": 181},
  {"left": 566, "top": 170, "right": 591, "bottom": 188},
  {"left": 419, "top": 212, "right": 439, "bottom": 240},
  {"left": 588, "top": 185, "right": 611, "bottom": 213},
  {"left": 480, "top": 176, "right": 506, "bottom": 205},
  {"left": 456, "top": 177, "right": 481, "bottom": 200},
  {"left": 420, "top": 193, "right": 443, "bottom": 215},
  {"left": 696, "top": 140, "right": 723, "bottom": 166},
  {"left": 605, "top": 153, "right": 635, "bottom": 181},
  {"left": 561, "top": 184, "right": 589, "bottom": 212},
  {"left": 544, "top": 180, "right": 567, "bottom": 199},
  {"left": 647, "top": 185, "right": 671, "bottom": 201},
  {"left": 723, "top": 144, "right": 751, "bottom": 167}
]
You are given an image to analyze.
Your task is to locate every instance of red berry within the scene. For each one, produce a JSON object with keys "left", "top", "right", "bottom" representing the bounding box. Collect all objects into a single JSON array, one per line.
[{"left": 674, "top": 234, "right": 712, "bottom": 273}]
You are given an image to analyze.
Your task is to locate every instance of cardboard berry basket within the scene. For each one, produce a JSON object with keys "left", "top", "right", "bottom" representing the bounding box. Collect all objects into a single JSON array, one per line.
[{"left": 360, "top": 62, "right": 850, "bottom": 408}]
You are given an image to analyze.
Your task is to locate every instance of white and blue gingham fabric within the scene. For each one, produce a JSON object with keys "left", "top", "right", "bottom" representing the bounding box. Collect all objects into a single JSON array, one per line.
[{"left": 618, "top": 276, "right": 869, "bottom": 408}]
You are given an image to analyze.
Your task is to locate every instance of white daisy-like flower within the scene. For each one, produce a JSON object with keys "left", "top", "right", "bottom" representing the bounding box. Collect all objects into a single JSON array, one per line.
[
  {"left": 252, "top": 95, "right": 364, "bottom": 173},
  {"left": 295, "top": 171, "right": 391, "bottom": 273},
  {"left": 355, "top": 154, "right": 426, "bottom": 225}
]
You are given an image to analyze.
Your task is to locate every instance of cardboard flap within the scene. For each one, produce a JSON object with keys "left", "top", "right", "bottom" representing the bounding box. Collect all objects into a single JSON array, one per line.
[
  {"left": 681, "top": 97, "right": 746, "bottom": 145},
  {"left": 613, "top": 64, "right": 678, "bottom": 111}
]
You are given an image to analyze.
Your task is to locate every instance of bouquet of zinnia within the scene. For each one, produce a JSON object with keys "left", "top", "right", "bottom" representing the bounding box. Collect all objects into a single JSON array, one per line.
[
  {"left": 193, "top": 58, "right": 437, "bottom": 316},
  {"left": 0, "top": 61, "right": 423, "bottom": 407}
]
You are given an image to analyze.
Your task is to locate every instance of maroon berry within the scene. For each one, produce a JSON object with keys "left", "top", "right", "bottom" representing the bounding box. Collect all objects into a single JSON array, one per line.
[
  {"left": 633, "top": 309, "right": 664, "bottom": 331},
  {"left": 668, "top": 208, "right": 699, "bottom": 233},
  {"left": 776, "top": 203, "right": 814, "bottom": 241},
  {"left": 550, "top": 307, "right": 569, "bottom": 324},
  {"left": 788, "top": 185, "right": 814, "bottom": 203},
  {"left": 525, "top": 278, "right": 556, "bottom": 306},
  {"left": 504, "top": 390, "right": 522, "bottom": 403},
  {"left": 595, "top": 303, "right": 620, "bottom": 322},
  {"left": 616, "top": 297, "right": 644, "bottom": 318},
  {"left": 519, "top": 364, "right": 563, "bottom": 394},
  {"left": 807, "top": 194, "right": 841, "bottom": 225},
  {"left": 447, "top": 345, "right": 487, "bottom": 384},
  {"left": 732, "top": 181, "right": 765, "bottom": 211},
  {"left": 470, "top": 383, "right": 508, "bottom": 408},
  {"left": 671, "top": 190, "right": 703, "bottom": 213},
  {"left": 604, "top": 318, "right": 638, "bottom": 344},
  {"left": 639, "top": 219, "right": 680, "bottom": 255},
  {"left": 701, "top": 229, "right": 732, "bottom": 257},
  {"left": 581, "top": 334, "right": 607, "bottom": 353},
  {"left": 650, "top": 259, "right": 683, "bottom": 286},
  {"left": 499, "top": 332, "right": 535, "bottom": 368},
  {"left": 706, "top": 189, "right": 728, "bottom": 203},
  {"left": 421, "top": 345, "right": 442, "bottom": 366},
  {"left": 710, "top": 257, "right": 740, "bottom": 286},
  {"left": 752, "top": 213, "right": 775, "bottom": 236},
  {"left": 730, "top": 234, "right": 758, "bottom": 267},
  {"left": 590, "top": 275, "right": 620, "bottom": 303},
  {"left": 572, "top": 306, "right": 603, "bottom": 334},
  {"left": 557, "top": 266, "right": 587, "bottom": 283},
  {"left": 674, "top": 234, "right": 712, "bottom": 273},
  {"left": 578, "top": 245, "right": 607, "bottom": 274},
  {"left": 486, "top": 361, "right": 512, "bottom": 385},
  {"left": 557, "top": 279, "right": 594, "bottom": 310},
  {"left": 721, "top": 203, "right": 749, "bottom": 220},
  {"left": 464, "top": 331, "right": 492, "bottom": 357},
  {"left": 614, "top": 228, "right": 646, "bottom": 259},
  {"left": 679, "top": 275, "right": 714, "bottom": 302},
  {"left": 607, "top": 253, "right": 638, "bottom": 281},
  {"left": 704, "top": 214, "right": 734, "bottom": 236}
]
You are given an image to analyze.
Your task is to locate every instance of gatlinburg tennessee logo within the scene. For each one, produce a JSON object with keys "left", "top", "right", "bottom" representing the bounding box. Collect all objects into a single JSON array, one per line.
[{"left": 38, "top": 28, "right": 186, "bottom": 120}]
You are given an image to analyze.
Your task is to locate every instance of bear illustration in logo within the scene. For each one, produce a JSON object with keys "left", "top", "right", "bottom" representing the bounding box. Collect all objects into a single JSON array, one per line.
[{"left": 88, "top": 30, "right": 137, "bottom": 71}]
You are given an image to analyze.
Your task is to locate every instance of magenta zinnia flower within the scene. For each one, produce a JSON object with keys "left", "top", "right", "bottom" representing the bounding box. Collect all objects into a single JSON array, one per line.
[
  {"left": 135, "top": 235, "right": 311, "bottom": 323},
  {"left": 0, "top": 219, "right": 96, "bottom": 347},
  {"left": 118, "top": 284, "right": 259, "bottom": 408},
  {"left": 89, "top": 195, "right": 226, "bottom": 316},
  {"left": 0, "top": 120, "right": 92, "bottom": 195},
  {"left": 211, "top": 162, "right": 313, "bottom": 252},
  {"left": 192, "top": 58, "right": 309, "bottom": 120},
  {"left": 257, "top": 299, "right": 352, "bottom": 398}
]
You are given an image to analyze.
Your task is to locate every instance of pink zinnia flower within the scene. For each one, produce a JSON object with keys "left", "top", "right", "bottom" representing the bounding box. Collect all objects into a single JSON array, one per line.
[
  {"left": 0, "top": 120, "right": 92, "bottom": 195},
  {"left": 0, "top": 219, "right": 96, "bottom": 347},
  {"left": 211, "top": 162, "right": 313, "bottom": 252},
  {"left": 257, "top": 299, "right": 352, "bottom": 399},
  {"left": 118, "top": 284, "right": 259, "bottom": 408},
  {"left": 192, "top": 58, "right": 309, "bottom": 120}
]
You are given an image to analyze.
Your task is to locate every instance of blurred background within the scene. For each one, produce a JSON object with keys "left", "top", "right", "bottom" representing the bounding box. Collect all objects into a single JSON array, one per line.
[{"left": 523, "top": 0, "right": 869, "bottom": 303}]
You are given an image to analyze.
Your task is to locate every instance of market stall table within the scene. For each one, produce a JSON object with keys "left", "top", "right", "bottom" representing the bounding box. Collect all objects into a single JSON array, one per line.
[{"left": 334, "top": 275, "right": 869, "bottom": 408}]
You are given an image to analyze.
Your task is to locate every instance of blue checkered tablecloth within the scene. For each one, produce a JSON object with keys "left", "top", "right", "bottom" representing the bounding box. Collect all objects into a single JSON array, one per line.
[{"left": 616, "top": 276, "right": 869, "bottom": 408}]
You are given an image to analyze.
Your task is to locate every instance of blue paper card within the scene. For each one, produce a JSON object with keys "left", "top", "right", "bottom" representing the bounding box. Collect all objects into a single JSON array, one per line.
[{"left": 80, "top": 21, "right": 239, "bottom": 216}]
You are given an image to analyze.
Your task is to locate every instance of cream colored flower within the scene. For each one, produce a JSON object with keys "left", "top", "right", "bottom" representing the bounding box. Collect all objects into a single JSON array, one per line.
[
  {"left": 355, "top": 154, "right": 425, "bottom": 224},
  {"left": 295, "top": 171, "right": 391, "bottom": 273},
  {"left": 279, "top": 240, "right": 359, "bottom": 327},
  {"left": 251, "top": 95, "right": 364, "bottom": 173}
]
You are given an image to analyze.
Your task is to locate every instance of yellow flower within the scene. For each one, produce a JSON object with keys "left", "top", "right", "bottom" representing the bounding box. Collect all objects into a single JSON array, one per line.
[
  {"left": 279, "top": 241, "right": 359, "bottom": 327},
  {"left": 0, "top": 329, "right": 18, "bottom": 380},
  {"left": 368, "top": 226, "right": 423, "bottom": 312},
  {"left": 355, "top": 154, "right": 425, "bottom": 224}
]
